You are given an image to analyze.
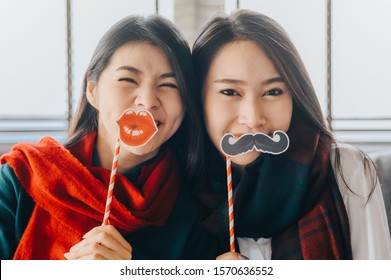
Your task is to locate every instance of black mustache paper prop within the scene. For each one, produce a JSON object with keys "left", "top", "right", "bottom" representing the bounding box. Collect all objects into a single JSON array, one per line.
[{"left": 220, "top": 130, "right": 290, "bottom": 157}]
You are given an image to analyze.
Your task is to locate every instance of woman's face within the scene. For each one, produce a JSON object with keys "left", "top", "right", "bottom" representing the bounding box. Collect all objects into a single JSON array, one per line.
[
  {"left": 203, "top": 40, "right": 293, "bottom": 166},
  {"left": 87, "top": 42, "right": 184, "bottom": 157}
]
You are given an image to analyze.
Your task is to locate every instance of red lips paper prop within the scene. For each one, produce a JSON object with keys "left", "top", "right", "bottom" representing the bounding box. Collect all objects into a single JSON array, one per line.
[{"left": 116, "top": 109, "right": 158, "bottom": 147}]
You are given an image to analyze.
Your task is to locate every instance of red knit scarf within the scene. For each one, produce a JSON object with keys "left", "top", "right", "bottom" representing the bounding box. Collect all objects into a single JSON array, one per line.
[{"left": 0, "top": 133, "right": 180, "bottom": 259}]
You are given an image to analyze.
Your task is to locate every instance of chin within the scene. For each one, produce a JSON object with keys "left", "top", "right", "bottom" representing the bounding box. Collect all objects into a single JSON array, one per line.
[
  {"left": 229, "top": 151, "right": 261, "bottom": 166},
  {"left": 122, "top": 142, "right": 160, "bottom": 157}
]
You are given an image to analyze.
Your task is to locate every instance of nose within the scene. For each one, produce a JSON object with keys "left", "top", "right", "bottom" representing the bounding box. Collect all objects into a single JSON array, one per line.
[
  {"left": 134, "top": 86, "right": 160, "bottom": 110},
  {"left": 237, "top": 98, "right": 266, "bottom": 129}
]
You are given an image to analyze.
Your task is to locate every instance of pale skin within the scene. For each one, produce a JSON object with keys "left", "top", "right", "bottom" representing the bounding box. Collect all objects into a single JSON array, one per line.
[
  {"left": 202, "top": 40, "right": 293, "bottom": 259},
  {"left": 64, "top": 225, "right": 132, "bottom": 260},
  {"left": 88, "top": 42, "right": 184, "bottom": 174},
  {"left": 64, "top": 42, "right": 184, "bottom": 260}
]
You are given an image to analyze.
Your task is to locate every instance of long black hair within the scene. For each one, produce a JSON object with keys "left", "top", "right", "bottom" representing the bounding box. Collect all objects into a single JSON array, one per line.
[
  {"left": 192, "top": 10, "right": 376, "bottom": 199},
  {"left": 192, "top": 9, "right": 330, "bottom": 137},
  {"left": 65, "top": 15, "right": 204, "bottom": 180}
]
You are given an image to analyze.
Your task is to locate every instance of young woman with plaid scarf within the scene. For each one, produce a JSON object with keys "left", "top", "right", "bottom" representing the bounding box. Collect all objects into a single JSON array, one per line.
[{"left": 192, "top": 9, "right": 391, "bottom": 259}]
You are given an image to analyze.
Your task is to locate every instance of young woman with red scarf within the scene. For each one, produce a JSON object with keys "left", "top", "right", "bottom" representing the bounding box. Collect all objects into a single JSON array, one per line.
[
  {"left": 0, "top": 15, "right": 218, "bottom": 260},
  {"left": 192, "top": 10, "right": 391, "bottom": 259}
]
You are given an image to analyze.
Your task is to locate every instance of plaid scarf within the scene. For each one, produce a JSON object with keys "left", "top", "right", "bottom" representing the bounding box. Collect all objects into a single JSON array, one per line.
[
  {"left": 198, "top": 116, "right": 352, "bottom": 259},
  {"left": 1, "top": 132, "right": 180, "bottom": 259}
]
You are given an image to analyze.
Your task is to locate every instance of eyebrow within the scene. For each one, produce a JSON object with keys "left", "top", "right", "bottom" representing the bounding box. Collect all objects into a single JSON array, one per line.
[
  {"left": 115, "top": 66, "right": 142, "bottom": 75},
  {"left": 214, "top": 78, "right": 246, "bottom": 86},
  {"left": 160, "top": 72, "right": 176, "bottom": 79},
  {"left": 115, "top": 66, "right": 176, "bottom": 79},
  {"left": 214, "top": 76, "right": 284, "bottom": 86},
  {"left": 261, "top": 76, "right": 284, "bottom": 86}
]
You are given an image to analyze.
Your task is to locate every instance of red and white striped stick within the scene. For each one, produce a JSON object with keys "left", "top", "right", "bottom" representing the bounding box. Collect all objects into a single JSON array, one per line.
[
  {"left": 226, "top": 155, "right": 235, "bottom": 252},
  {"left": 102, "top": 135, "right": 121, "bottom": 225}
]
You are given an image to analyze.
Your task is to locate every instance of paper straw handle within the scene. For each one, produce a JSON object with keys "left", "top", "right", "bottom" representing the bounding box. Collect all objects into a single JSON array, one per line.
[
  {"left": 226, "top": 155, "right": 235, "bottom": 252},
  {"left": 102, "top": 135, "right": 121, "bottom": 225}
]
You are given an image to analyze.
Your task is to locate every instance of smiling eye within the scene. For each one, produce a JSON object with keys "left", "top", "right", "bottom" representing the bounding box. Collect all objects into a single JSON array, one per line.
[
  {"left": 119, "top": 78, "right": 138, "bottom": 85},
  {"left": 264, "top": 89, "right": 282, "bottom": 96},
  {"left": 159, "top": 83, "right": 178, "bottom": 89},
  {"left": 220, "top": 89, "right": 239, "bottom": 96}
]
